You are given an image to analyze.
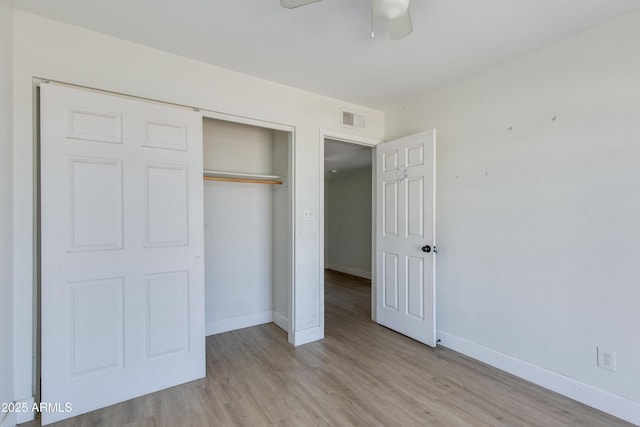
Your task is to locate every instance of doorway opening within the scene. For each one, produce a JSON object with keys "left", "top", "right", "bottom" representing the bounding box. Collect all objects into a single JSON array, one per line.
[
  {"left": 202, "top": 116, "right": 293, "bottom": 338},
  {"left": 322, "top": 136, "right": 374, "bottom": 332}
]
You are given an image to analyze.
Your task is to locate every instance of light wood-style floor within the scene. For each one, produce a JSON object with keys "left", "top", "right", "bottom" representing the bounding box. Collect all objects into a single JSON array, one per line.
[{"left": 23, "top": 270, "right": 632, "bottom": 426}]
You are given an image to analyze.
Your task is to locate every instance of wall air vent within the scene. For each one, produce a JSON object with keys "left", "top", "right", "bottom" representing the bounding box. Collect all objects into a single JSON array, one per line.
[{"left": 341, "top": 109, "right": 366, "bottom": 129}]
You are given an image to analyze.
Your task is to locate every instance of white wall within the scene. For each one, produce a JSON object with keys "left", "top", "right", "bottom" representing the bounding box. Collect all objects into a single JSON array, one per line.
[
  {"left": 385, "top": 10, "right": 640, "bottom": 423},
  {"left": 12, "top": 10, "right": 384, "bottom": 413},
  {"left": 272, "top": 130, "right": 291, "bottom": 329},
  {"left": 202, "top": 118, "right": 273, "bottom": 174},
  {"left": 325, "top": 169, "right": 372, "bottom": 279},
  {"left": 0, "top": 1, "right": 14, "bottom": 426},
  {"left": 204, "top": 181, "right": 274, "bottom": 334}
]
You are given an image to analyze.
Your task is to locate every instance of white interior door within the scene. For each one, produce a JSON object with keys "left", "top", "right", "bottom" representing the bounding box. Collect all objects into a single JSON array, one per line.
[
  {"left": 40, "top": 83, "right": 205, "bottom": 424},
  {"left": 376, "top": 130, "right": 436, "bottom": 346}
]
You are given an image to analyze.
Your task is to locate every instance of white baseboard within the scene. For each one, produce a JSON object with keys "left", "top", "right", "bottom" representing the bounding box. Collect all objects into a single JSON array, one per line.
[
  {"left": 1, "top": 411, "right": 16, "bottom": 427},
  {"left": 7, "top": 397, "right": 36, "bottom": 427},
  {"left": 206, "top": 311, "right": 273, "bottom": 336},
  {"left": 326, "top": 264, "right": 371, "bottom": 280},
  {"left": 272, "top": 312, "right": 289, "bottom": 332},
  {"left": 437, "top": 331, "right": 640, "bottom": 426},
  {"left": 289, "top": 326, "right": 323, "bottom": 347}
]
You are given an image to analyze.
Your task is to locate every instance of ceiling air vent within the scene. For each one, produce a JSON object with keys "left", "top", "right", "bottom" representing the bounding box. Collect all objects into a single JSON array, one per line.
[{"left": 341, "top": 109, "right": 366, "bottom": 129}]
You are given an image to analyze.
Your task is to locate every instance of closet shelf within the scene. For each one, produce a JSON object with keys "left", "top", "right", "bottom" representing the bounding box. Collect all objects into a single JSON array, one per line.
[{"left": 203, "top": 170, "right": 283, "bottom": 185}]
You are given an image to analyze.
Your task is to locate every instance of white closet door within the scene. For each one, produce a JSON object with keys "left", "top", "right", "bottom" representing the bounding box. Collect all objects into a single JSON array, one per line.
[{"left": 40, "top": 83, "right": 205, "bottom": 425}]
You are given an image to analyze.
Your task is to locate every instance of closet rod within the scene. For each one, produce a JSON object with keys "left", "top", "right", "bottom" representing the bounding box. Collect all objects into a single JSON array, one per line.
[{"left": 203, "top": 175, "right": 282, "bottom": 185}]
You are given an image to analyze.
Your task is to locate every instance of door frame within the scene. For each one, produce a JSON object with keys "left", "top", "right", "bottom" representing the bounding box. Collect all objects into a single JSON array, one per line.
[
  {"left": 202, "top": 110, "right": 296, "bottom": 339},
  {"left": 29, "top": 80, "right": 298, "bottom": 417},
  {"left": 319, "top": 129, "right": 381, "bottom": 328}
]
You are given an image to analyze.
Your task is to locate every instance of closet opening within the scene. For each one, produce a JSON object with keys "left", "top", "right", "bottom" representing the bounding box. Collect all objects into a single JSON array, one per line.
[
  {"left": 322, "top": 137, "right": 374, "bottom": 326},
  {"left": 202, "top": 116, "right": 293, "bottom": 338}
]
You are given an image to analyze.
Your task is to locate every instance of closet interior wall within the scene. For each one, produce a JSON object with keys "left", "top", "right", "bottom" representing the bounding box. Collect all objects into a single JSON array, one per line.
[{"left": 202, "top": 117, "right": 290, "bottom": 336}]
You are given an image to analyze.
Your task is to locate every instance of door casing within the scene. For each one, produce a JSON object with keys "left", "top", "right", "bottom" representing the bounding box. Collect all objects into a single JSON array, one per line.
[{"left": 319, "top": 129, "right": 381, "bottom": 328}]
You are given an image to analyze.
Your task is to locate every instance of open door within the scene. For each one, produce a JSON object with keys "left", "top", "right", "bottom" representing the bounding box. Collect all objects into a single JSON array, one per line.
[
  {"left": 375, "top": 130, "right": 436, "bottom": 346},
  {"left": 40, "top": 83, "right": 205, "bottom": 424}
]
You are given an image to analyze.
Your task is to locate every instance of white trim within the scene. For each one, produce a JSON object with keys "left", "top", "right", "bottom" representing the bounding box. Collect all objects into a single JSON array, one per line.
[
  {"left": 437, "top": 331, "right": 640, "bottom": 426},
  {"left": 272, "top": 312, "right": 289, "bottom": 332},
  {"left": 202, "top": 106, "right": 295, "bottom": 346},
  {"left": 319, "top": 128, "right": 380, "bottom": 343},
  {"left": 15, "top": 396, "right": 35, "bottom": 424},
  {"left": 40, "top": 81, "right": 295, "bottom": 134},
  {"left": 289, "top": 326, "right": 323, "bottom": 347},
  {"left": 0, "top": 411, "right": 16, "bottom": 427},
  {"left": 205, "top": 311, "right": 273, "bottom": 336},
  {"left": 370, "top": 147, "right": 377, "bottom": 323},
  {"left": 321, "top": 129, "right": 379, "bottom": 147},
  {"left": 325, "top": 264, "right": 371, "bottom": 280},
  {"left": 201, "top": 109, "right": 293, "bottom": 133},
  {"left": 287, "top": 130, "right": 296, "bottom": 345}
]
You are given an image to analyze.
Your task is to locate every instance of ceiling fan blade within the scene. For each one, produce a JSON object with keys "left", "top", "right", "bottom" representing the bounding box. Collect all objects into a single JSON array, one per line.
[
  {"left": 387, "top": 10, "right": 413, "bottom": 40},
  {"left": 280, "top": 0, "right": 322, "bottom": 9}
]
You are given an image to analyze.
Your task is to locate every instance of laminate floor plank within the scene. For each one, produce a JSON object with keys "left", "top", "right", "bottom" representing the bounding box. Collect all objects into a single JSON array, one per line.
[{"left": 21, "top": 270, "right": 633, "bottom": 426}]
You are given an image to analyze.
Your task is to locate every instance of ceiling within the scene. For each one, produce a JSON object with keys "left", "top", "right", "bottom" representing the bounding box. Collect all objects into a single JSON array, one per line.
[
  {"left": 11, "top": 0, "right": 640, "bottom": 110},
  {"left": 324, "top": 139, "right": 372, "bottom": 179}
]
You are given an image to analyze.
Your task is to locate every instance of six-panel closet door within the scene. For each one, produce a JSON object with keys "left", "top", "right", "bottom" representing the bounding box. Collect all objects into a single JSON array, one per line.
[{"left": 39, "top": 83, "right": 205, "bottom": 424}]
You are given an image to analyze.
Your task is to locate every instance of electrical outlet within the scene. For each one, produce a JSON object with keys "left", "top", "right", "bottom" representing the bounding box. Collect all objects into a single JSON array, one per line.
[
  {"left": 597, "top": 347, "right": 616, "bottom": 372},
  {"left": 302, "top": 209, "right": 315, "bottom": 221}
]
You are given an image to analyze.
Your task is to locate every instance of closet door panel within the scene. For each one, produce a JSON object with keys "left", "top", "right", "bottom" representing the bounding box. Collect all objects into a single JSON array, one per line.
[
  {"left": 40, "top": 83, "right": 205, "bottom": 425},
  {"left": 68, "top": 157, "right": 124, "bottom": 251},
  {"left": 144, "top": 163, "right": 189, "bottom": 247}
]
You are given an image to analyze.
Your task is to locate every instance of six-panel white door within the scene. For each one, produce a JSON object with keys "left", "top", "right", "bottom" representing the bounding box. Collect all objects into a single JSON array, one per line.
[
  {"left": 376, "top": 130, "right": 436, "bottom": 347},
  {"left": 40, "top": 83, "right": 205, "bottom": 424}
]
